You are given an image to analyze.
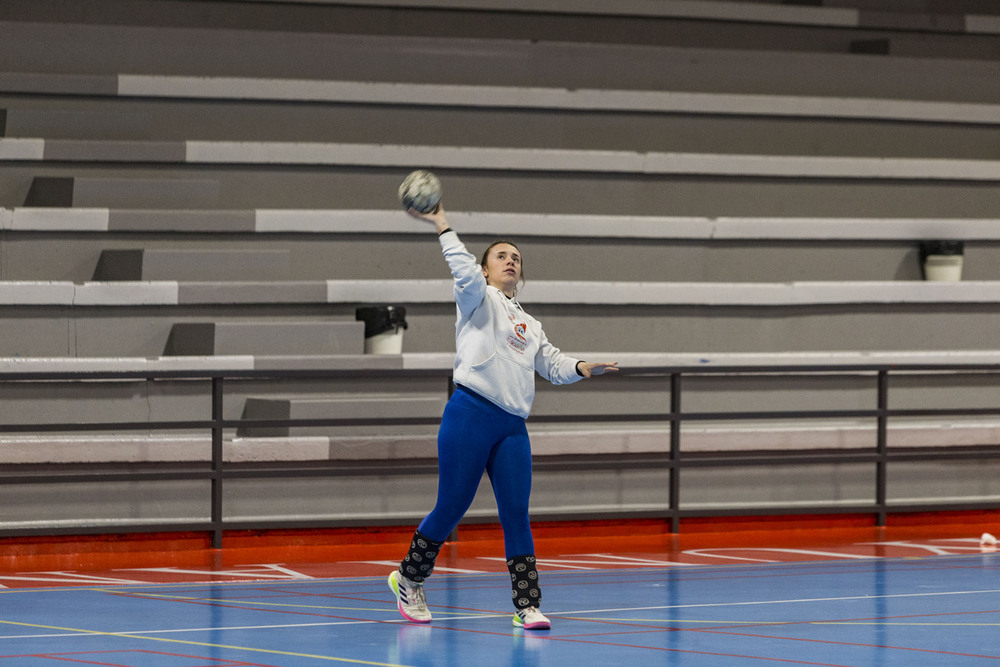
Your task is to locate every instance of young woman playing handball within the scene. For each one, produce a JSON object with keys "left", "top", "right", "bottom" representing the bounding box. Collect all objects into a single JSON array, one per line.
[{"left": 389, "top": 203, "right": 619, "bottom": 630}]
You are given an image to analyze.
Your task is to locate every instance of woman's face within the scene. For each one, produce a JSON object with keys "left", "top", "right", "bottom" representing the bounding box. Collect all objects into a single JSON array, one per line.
[{"left": 481, "top": 243, "right": 522, "bottom": 296}]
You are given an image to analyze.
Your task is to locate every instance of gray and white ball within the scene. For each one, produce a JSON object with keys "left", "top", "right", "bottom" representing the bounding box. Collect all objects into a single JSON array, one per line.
[{"left": 398, "top": 170, "right": 442, "bottom": 213}]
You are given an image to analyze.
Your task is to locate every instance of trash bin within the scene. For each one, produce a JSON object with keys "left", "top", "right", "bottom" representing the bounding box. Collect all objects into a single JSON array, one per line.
[
  {"left": 919, "top": 240, "right": 964, "bottom": 282},
  {"left": 355, "top": 305, "right": 408, "bottom": 354}
]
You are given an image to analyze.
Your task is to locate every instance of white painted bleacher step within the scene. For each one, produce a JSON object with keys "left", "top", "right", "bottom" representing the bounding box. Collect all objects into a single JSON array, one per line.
[
  {"left": 7, "top": 207, "right": 1000, "bottom": 241},
  {"left": 4, "top": 139, "right": 999, "bottom": 180},
  {"left": 5, "top": 420, "right": 999, "bottom": 465},
  {"left": 103, "top": 75, "right": 1000, "bottom": 124},
  {"left": 7, "top": 72, "right": 999, "bottom": 124},
  {"left": 3, "top": 279, "right": 999, "bottom": 307}
]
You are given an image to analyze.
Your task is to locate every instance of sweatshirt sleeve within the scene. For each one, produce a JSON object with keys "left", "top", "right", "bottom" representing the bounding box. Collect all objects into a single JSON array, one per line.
[
  {"left": 438, "top": 230, "right": 487, "bottom": 318},
  {"left": 533, "top": 327, "right": 584, "bottom": 386}
]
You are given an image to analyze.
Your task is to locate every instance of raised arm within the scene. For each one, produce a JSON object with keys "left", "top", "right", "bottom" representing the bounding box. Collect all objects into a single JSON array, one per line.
[{"left": 408, "top": 205, "right": 486, "bottom": 317}]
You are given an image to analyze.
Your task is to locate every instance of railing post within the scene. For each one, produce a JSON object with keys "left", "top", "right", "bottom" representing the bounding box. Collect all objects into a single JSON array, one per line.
[
  {"left": 211, "top": 376, "right": 224, "bottom": 549},
  {"left": 875, "top": 370, "right": 889, "bottom": 527},
  {"left": 669, "top": 372, "right": 682, "bottom": 533}
]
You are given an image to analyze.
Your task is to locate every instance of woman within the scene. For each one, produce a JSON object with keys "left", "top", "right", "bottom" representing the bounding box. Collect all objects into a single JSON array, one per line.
[{"left": 389, "top": 204, "right": 619, "bottom": 630}]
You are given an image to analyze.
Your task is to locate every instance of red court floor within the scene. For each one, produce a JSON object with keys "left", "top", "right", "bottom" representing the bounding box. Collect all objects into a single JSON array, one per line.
[
  {"left": 1, "top": 513, "right": 998, "bottom": 587},
  {"left": 1, "top": 513, "right": 998, "bottom": 666}
]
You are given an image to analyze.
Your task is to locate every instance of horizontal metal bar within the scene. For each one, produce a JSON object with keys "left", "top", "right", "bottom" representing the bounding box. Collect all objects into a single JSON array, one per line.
[
  {"left": 677, "top": 453, "right": 881, "bottom": 467},
  {"left": 0, "top": 522, "right": 217, "bottom": 538},
  {"left": 223, "top": 417, "right": 443, "bottom": 429},
  {"left": 883, "top": 501, "right": 1000, "bottom": 513},
  {"left": 675, "top": 504, "right": 878, "bottom": 518},
  {"left": 218, "top": 463, "right": 441, "bottom": 479},
  {"left": 0, "top": 470, "right": 214, "bottom": 485},
  {"left": 6, "top": 406, "right": 1000, "bottom": 434},
  {"left": 884, "top": 447, "right": 1000, "bottom": 461},
  {"left": 1, "top": 363, "right": 1000, "bottom": 385},
  {"left": 0, "top": 421, "right": 217, "bottom": 433}
]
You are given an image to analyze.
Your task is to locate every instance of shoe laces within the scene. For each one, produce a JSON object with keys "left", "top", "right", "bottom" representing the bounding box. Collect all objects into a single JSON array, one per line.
[
  {"left": 518, "top": 606, "right": 542, "bottom": 620},
  {"left": 405, "top": 578, "right": 428, "bottom": 611}
]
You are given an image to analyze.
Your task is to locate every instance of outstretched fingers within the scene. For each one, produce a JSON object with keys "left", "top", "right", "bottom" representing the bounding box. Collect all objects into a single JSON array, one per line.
[
  {"left": 407, "top": 203, "right": 445, "bottom": 222},
  {"left": 582, "top": 361, "right": 620, "bottom": 378}
]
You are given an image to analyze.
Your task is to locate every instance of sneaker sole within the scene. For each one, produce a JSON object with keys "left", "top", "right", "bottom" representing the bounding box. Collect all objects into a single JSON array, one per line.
[
  {"left": 388, "top": 571, "right": 432, "bottom": 624},
  {"left": 513, "top": 616, "right": 551, "bottom": 630}
]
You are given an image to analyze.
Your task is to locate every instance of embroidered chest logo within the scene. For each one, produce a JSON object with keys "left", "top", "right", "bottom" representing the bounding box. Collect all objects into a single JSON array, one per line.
[{"left": 506, "top": 321, "right": 528, "bottom": 354}]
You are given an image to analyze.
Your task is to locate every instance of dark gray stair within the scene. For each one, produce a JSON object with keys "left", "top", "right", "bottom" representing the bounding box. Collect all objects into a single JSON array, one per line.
[
  {"left": 94, "top": 248, "right": 291, "bottom": 281},
  {"left": 24, "top": 176, "right": 220, "bottom": 208},
  {"left": 238, "top": 394, "right": 446, "bottom": 437},
  {"left": 164, "top": 321, "right": 364, "bottom": 356},
  {"left": 1, "top": 108, "right": 154, "bottom": 140}
]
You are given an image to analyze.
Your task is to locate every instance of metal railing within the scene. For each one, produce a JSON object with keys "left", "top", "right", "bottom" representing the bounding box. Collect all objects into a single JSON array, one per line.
[{"left": 2, "top": 362, "right": 1000, "bottom": 547}]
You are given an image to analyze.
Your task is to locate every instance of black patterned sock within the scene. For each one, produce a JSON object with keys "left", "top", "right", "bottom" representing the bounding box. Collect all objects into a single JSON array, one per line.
[
  {"left": 398, "top": 529, "right": 444, "bottom": 583},
  {"left": 507, "top": 554, "right": 542, "bottom": 610}
]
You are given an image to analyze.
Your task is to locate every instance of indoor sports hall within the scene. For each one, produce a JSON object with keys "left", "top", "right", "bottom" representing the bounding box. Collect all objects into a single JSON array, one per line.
[{"left": 1, "top": 0, "right": 999, "bottom": 665}]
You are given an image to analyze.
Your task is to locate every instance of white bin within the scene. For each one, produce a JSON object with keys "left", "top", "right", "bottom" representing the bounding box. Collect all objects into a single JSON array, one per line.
[
  {"left": 923, "top": 255, "right": 964, "bottom": 282},
  {"left": 356, "top": 305, "right": 408, "bottom": 355}
]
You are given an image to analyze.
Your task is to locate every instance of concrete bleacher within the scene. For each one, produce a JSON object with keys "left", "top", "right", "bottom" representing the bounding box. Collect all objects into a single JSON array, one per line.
[
  {"left": 4, "top": 72, "right": 1000, "bottom": 123},
  {"left": 163, "top": 321, "right": 365, "bottom": 356},
  {"left": 7, "top": 138, "right": 1000, "bottom": 180},
  {"left": 0, "top": 0, "right": 999, "bottom": 530},
  {"left": 94, "top": 248, "right": 291, "bottom": 281},
  {"left": 24, "top": 176, "right": 220, "bottom": 208}
]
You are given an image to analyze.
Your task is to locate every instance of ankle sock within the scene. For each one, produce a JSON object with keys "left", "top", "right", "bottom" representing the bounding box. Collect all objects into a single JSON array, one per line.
[
  {"left": 399, "top": 529, "right": 444, "bottom": 583},
  {"left": 507, "top": 554, "right": 541, "bottom": 610}
]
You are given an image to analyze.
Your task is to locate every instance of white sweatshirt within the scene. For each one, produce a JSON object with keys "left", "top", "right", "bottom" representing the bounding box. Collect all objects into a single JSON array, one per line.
[{"left": 439, "top": 230, "right": 583, "bottom": 418}]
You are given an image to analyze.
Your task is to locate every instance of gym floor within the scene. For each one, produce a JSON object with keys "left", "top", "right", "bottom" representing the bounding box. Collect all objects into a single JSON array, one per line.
[{"left": 2, "top": 514, "right": 998, "bottom": 666}]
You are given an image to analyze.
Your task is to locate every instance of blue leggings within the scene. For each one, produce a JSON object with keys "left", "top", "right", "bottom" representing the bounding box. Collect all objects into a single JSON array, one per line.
[{"left": 418, "top": 386, "right": 535, "bottom": 558}]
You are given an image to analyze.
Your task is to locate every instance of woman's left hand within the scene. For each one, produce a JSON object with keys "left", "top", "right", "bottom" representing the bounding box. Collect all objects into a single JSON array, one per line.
[{"left": 578, "top": 361, "right": 620, "bottom": 378}]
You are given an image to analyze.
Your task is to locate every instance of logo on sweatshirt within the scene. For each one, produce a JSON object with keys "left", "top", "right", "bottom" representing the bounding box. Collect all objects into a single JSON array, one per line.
[{"left": 506, "top": 322, "right": 528, "bottom": 354}]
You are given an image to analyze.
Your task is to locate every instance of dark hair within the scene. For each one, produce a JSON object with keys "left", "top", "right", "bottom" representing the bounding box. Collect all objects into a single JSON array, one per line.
[{"left": 480, "top": 239, "right": 525, "bottom": 285}]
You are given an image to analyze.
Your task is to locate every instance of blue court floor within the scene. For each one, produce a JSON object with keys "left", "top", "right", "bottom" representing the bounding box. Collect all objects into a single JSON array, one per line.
[{"left": 2, "top": 553, "right": 999, "bottom": 666}]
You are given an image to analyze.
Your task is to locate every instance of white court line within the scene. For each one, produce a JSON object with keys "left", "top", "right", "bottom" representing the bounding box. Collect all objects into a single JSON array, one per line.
[
  {"left": 682, "top": 547, "right": 879, "bottom": 562},
  {"left": 478, "top": 555, "right": 696, "bottom": 568},
  {"left": 349, "top": 560, "right": 485, "bottom": 574},
  {"left": 0, "top": 614, "right": 511, "bottom": 641},
  {"left": 571, "top": 554, "right": 697, "bottom": 567},
  {"left": 555, "top": 587, "right": 1000, "bottom": 617}
]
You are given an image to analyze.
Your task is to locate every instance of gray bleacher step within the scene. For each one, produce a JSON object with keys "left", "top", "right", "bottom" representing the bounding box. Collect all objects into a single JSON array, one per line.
[
  {"left": 163, "top": 321, "right": 364, "bottom": 356},
  {"left": 24, "top": 176, "right": 220, "bottom": 208},
  {"left": 93, "top": 248, "right": 291, "bottom": 281},
  {"left": 1, "top": 108, "right": 154, "bottom": 140},
  {"left": 849, "top": 37, "right": 1000, "bottom": 61},
  {"left": 2, "top": 23, "right": 998, "bottom": 102},
  {"left": 238, "top": 394, "right": 447, "bottom": 437},
  {"left": 8, "top": 418, "right": 998, "bottom": 464}
]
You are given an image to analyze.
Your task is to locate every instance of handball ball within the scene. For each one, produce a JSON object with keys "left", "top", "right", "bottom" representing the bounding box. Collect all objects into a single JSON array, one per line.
[{"left": 398, "top": 169, "right": 442, "bottom": 213}]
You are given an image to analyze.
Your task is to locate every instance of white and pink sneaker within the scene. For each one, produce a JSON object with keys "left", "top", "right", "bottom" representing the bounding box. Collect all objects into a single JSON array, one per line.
[
  {"left": 389, "top": 570, "right": 432, "bottom": 623},
  {"left": 513, "top": 606, "right": 551, "bottom": 630}
]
